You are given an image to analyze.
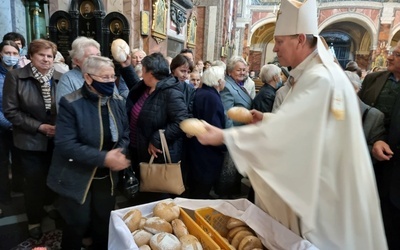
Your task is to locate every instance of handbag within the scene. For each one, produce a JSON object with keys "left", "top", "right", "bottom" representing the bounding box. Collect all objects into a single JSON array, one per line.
[
  {"left": 121, "top": 166, "right": 139, "bottom": 199},
  {"left": 139, "top": 130, "right": 185, "bottom": 195}
]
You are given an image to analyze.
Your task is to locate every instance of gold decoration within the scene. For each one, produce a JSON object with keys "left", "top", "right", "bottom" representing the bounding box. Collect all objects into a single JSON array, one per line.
[
  {"left": 187, "top": 15, "right": 197, "bottom": 48},
  {"left": 152, "top": 0, "right": 167, "bottom": 43}
]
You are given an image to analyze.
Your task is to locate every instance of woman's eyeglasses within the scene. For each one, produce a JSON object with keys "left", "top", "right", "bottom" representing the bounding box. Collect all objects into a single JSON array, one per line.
[{"left": 88, "top": 74, "right": 117, "bottom": 81}]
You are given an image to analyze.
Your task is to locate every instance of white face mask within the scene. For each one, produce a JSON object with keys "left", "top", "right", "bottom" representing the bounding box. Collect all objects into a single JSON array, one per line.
[{"left": 2, "top": 55, "right": 19, "bottom": 67}]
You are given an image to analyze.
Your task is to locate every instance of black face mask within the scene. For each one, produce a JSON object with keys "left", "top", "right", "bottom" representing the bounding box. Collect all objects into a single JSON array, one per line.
[{"left": 90, "top": 78, "right": 115, "bottom": 96}]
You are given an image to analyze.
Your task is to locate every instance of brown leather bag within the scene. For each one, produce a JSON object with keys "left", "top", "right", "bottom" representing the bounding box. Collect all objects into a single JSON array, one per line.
[{"left": 139, "top": 130, "right": 185, "bottom": 195}]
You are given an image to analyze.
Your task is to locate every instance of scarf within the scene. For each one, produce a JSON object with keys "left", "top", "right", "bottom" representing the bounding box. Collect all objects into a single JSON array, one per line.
[{"left": 31, "top": 65, "right": 54, "bottom": 110}]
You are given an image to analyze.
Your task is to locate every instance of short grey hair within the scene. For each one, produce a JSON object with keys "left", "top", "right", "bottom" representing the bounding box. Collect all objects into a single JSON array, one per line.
[
  {"left": 69, "top": 36, "right": 100, "bottom": 61},
  {"left": 131, "top": 48, "right": 146, "bottom": 57},
  {"left": 202, "top": 66, "right": 225, "bottom": 87},
  {"left": 226, "top": 56, "right": 247, "bottom": 74},
  {"left": 259, "top": 64, "right": 281, "bottom": 84},
  {"left": 344, "top": 70, "right": 361, "bottom": 91},
  {"left": 81, "top": 55, "right": 114, "bottom": 75},
  {"left": 211, "top": 60, "right": 226, "bottom": 71}
]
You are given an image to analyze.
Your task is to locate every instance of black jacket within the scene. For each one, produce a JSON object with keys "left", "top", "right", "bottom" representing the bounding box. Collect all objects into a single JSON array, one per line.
[
  {"left": 252, "top": 83, "right": 276, "bottom": 112},
  {"left": 47, "top": 83, "right": 129, "bottom": 204},
  {"left": 125, "top": 73, "right": 188, "bottom": 165}
]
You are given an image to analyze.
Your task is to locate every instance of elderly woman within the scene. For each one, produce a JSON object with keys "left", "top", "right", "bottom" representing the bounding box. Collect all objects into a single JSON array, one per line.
[
  {"left": 3, "top": 39, "right": 58, "bottom": 239},
  {"left": 221, "top": 56, "right": 252, "bottom": 128},
  {"left": 47, "top": 55, "right": 130, "bottom": 249},
  {"left": 120, "top": 52, "right": 188, "bottom": 204},
  {"left": 56, "top": 37, "right": 101, "bottom": 107},
  {"left": 186, "top": 66, "right": 226, "bottom": 198},
  {"left": 252, "top": 64, "right": 282, "bottom": 112},
  {"left": 0, "top": 40, "right": 20, "bottom": 217}
]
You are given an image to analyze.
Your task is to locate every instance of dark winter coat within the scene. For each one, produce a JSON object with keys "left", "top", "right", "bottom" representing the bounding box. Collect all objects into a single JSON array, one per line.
[
  {"left": 125, "top": 72, "right": 188, "bottom": 166},
  {"left": 47, "top": 83, "right": 129, "bottom": 204}
]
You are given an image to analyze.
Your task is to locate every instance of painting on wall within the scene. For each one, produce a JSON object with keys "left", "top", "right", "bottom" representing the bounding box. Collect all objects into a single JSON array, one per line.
[
  {"left": 151, "top": 0, "right": 168, "bottom": 43},
  {"left": 187, "top": 15, "right": 197, "bottom": 48}
]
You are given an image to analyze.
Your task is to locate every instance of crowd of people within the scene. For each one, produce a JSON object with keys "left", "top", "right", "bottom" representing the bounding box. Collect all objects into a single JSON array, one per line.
[{"left": 1, "top": 1, "right": 400, "bottom": 248}]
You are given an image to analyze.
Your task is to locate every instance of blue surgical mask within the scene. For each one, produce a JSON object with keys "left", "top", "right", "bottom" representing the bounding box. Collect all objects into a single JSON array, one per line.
[
  {"left": 276, "top": 79, "right": 283, "bottom": 89},
  {"left": 2, "top": 55, "right": 19, "bottom": 67},
  {"left": 91, "top": 79, "right": 115, "bottom": 96}
]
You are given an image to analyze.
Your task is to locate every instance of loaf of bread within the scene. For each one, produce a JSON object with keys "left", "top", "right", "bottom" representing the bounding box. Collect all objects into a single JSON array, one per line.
[
  {"left": 179, "top": 234, "right": 203, "bottom": 250},
  {"left": 227, "top": 226, "right": 253, "bottom": 242},
  {"left": 123, "top": 209, "right": 142, "bottom": 232},
  {"left": 180, "top": 118, "right": 207, "bottom": 136},
  {"left": 111, "top": 39, "right": 130, "bottom": 62},
  {"left": 238, "top": 235, "right": 263, "bottom": 250},
  {"left": 150, "top": 232, "right": 181, "bottom": 250},
  {"left": 226, "top": 217, "right": 247, "bottom": 229},
  {"left": 132, "top": 229, "right": 153, "bottom": 247},
  {"left": 139, "top": 217, "right": 147, "bottom": 229},
  {"left": 144, "top": 216, "right": 173, "bottom": 234},
  {"left": 171, "top": 218, "right": 189, "bottom": 239},
  {"left": 227, "top": 107, "right": 252, "bottom": 124},
  {"left": 138, "top": 245, "right": 151, "bottom": 250},
  {"left": 153, "top": 201, "right": 180, "bottom": 222},
  {"left": 231, "top": 230, "right": 255, "bottom": 249}
]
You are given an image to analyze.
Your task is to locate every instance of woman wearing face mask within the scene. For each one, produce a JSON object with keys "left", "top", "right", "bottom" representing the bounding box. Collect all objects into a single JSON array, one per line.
[
  {"left": 252, "top": 64, "right": 282, "bottom": 113},
  {"left": 47, "top": 55, "right": 130, "bottom": 249},
  {"left": 3, "top": 39, "right": 58, "bottom": 239},
  {"left": 0, "top": 40, "right": 20, "bottom": 218}
]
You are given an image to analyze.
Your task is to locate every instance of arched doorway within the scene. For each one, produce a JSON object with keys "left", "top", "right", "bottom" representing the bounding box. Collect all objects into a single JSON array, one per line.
[{"left": 320, "top": 21, "right": 368, "bottom": 69}]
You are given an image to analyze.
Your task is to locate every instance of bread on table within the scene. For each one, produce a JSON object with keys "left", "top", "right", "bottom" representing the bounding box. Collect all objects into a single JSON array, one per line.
[
  {"left": 238, "top": 235, "right": 263, "bottom": 250},
  {"left": 179, "top": 234, "right": 203, "bottom": 250},
  {"left": 132, "top": 229, "right": 153, "bottom": 247},
  {"left": 122, "top": 209, "right": 142, "bottom": 232},
  {"left": 150, "top": 232, "right": 181, "bottom": 250},
  {"left": 144, "top": 216, "right": 173, "bottom": 234},
  {"left": 171, "top": 218, "right": 189, "bottom": 239}
]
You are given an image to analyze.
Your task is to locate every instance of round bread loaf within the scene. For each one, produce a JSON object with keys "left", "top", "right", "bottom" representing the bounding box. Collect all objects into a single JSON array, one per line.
[
  {"left": 139, "top": 217, "right": 147, "bottom": 229},
  {"left": 227, "top": 107, "right": 252, "bottom": 124},
  {"left": 180, "top": 118, "right": 207, "bottom": 136},
  {"left": 238, "top": 235, "right": 263, "bottom": 250},
  {"left": 139, "top": 245, "right": 151, "bottom": 250},
  {"left": 111, "top": 39, "right": 130, "bottom": 62},
  {"left": 144, "top": 216, "right": 173, "bottom": 234},
  {"left": 227, "top": 226, "right": 252, "bottom": 242},
  {"left": 231, "top": 230, "right": 254, "bottom": 249},
  {"left": 132, "top": 229, "right": 153, "bottom": 247},
  {"left": 180, "top": 234, "right": 203, "bottom": 250},
  {"left": 122, "top": 209, "right": 142, "bottom": 232},
  {"left": 226, "top": 217, "right": 247, "bottom": 229},
  {"left": 150, "top": 232, "right": 181, "bottom": 250},
  {"left": 171, "top": 218, "right": 189, "bottom": 238},
  {"left": 153, "top": 201, "right": 180, "bottom": 222}
]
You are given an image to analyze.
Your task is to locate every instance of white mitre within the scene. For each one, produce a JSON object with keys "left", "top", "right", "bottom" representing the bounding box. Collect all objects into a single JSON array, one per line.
[
  {"left": 275, "top": 0, "right": 345, "bottom": 120},
  {"left": 274, "top": 0, "right": 318, "bottom": 36}
]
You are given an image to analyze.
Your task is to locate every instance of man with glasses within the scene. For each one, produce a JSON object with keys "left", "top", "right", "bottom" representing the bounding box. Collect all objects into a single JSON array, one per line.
[{"left": 359, "top": 42, "right": 400, "bottom": 249}]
